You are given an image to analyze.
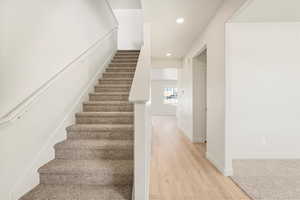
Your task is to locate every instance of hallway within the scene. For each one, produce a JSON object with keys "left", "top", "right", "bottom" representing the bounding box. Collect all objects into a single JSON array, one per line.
[{"left": 149, "top": 116, "right": 250, "bottom": 200}]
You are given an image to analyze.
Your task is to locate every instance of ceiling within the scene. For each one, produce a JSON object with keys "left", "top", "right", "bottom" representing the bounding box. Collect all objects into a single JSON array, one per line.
[
  {"left": 107, "top": 0, "right": 141, "bottom": 9},
  {"left": 142, "top": 0, "right": 223, "bottom": 59}
]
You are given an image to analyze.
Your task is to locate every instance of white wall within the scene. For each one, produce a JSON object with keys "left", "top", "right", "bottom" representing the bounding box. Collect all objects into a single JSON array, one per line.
[
  {"left": 0, "top": 0, "right": 117, "bottom": 199},
  {"left": 226, "top": 22, "right": 300, "bottom": 159},
  {"left": 0, "top": 0, "right": 116, "bottom": 117},
  {"left": 151, "top": 58, "right": 183, "bottom": 68},
  {"left": 151, "top": 80, "right": 178, "bottom": 116},
  {"left": 113, "top": 9, "right": 143, "bottom": 50},
  {"left": 230, "top": 0, "right": 300, "bottom": 22},
  {"left": 108, "top": 0, "right": 141, "bottom": 9},
  {"left": 177, "top": 0, "right": 246, "bottom": 175},
  {"left": 151, "top": 68, "right": 178, "bottom": 81}
]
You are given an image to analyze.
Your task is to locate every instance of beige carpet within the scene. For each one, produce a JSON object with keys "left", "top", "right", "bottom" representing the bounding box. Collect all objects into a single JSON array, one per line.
[
  {"left": 20, "top": 50, "right": 139, "bottom": 200},
  {"left": 232, "top": 160, "right": 300, "bottom": 200}
]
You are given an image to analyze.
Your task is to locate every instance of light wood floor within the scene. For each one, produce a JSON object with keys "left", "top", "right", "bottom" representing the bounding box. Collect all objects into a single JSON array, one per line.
[{"left": 149, "top": 116, "right": 251, "bottom": 200}]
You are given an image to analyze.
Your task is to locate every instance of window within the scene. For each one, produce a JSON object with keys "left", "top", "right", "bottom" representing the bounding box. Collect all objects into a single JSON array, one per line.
[{"left": 164, "top": 88, "right": 178, "bottom": 104}]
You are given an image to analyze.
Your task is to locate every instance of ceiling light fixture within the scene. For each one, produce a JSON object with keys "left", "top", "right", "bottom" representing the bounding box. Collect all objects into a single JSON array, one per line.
[
  {"left": 166, "top": 53, "right": 172, "bottom": 57},
  {"left": 176, "top": 17, "right": 185, "bottom": 24}
]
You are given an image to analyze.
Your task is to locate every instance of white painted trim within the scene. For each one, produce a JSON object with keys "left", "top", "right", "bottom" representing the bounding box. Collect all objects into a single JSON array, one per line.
[
  {"left": 104, "top": 0, "right": 119, "bottom": 26},
  {"left": 133, "top": 102, "right": 152, "bottom": 200},
  {"left": 10, "top": 51, "right": 115, "bottom": 200},
  {"left": 206, "top": 152, "right": 233, "bottom": 176},
  {"left": 227, "top": 0, "right": 254, "bottom": 23},
  {"left": 0, "top": 28, "right": 118, "bottom": 128},
  {"left": 130, "top": 23, "right": 152, "bottom": 200},
  {"left": 129, "top": 23, "right": 151, "bottom": 103}
]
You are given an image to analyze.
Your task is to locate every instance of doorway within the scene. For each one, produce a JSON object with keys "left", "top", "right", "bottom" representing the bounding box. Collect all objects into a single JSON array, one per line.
[{"left": 192, "top": 49, "right": 207, "bottom": 143}]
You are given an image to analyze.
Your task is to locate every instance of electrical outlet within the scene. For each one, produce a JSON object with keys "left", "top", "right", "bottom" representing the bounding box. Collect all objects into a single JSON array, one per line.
[{"left": 261, "top": 136, "right": 267, "bottom": 145}]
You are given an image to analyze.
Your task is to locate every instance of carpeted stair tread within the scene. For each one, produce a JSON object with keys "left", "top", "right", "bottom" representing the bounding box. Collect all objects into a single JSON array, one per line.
[
  {"left": 19, "top": 50, "right": 138, "bottom": 199},
  {"left": 98, "top": 80, "right": 133, "bottom": 85},
  {"left": 100, "top": 77, "right": 133, "bottom": 80},
  {"left": 20, "top": 184, "right": 132, "bottom": 200},
  {"left": 107, "top": 66, "right": 136, "bottom": 69},
  {"left": 83, "top": 101, "right": 132, "bottom": 105},
  {"left": 104, "top": 72, "right": 135, "bottom": 74},
  {"left": 89, "top": 93, "right": 130, "bottom": 102},
  {"left": 114, "top": 56, "right": 139, "bottom": 59},
  {"left": 103, "top": 72, "right": 135, "bottom": 77},
  {"left": 112, "top": 60, "right": 138, "bottom": 63},
  {"left": 116, "top": 52, "right": 139, "bottom": 54},
  {"left": 109, "top": 63, "right": 137, "bottom": 67},
  {"left": 106, "top": 68, "right": 136, "bottom": 72},
  {"left": 95, "top": 84, "right": 132, "bottom": 88},
  {"left": 38, "top": 159, "right": 133, "bottom": 174},
  {"left": 106, "top": 67, "right": 136, "bottom": 70},
  {"left": 75, "top": 112, "right": 133, "bottom": 124},
  {"left": 66, "top": 124, "right": 134, "bottom": 132},
  {"left": 90, "top": 92, "right": 130, "bottom": 95},
  {"left": 115, "top": 53, "right": 139, "bottom": 55},
  {"left": 117, "top": 50, "right": 140, "bottom": 52},
  {"left": 110, "top": 62, "right": 137, "bottom": 64},
  {"left": 112, "top": 58, "right": 138, "bottom": 61},
  {"left": 116, "top": 52, "right": 139, "bottom": 56},
  {"left": 55, "top": 139, "right": 133, "bottom": 150},
  {"left": 66, "top": 124, "right": 134, "bottom": 140},
  {"left": 76, "top": 112, "right": 133, "bottom": 117},
  {"left": 94, "top": 85, "right": 131, "bottom": 92}
]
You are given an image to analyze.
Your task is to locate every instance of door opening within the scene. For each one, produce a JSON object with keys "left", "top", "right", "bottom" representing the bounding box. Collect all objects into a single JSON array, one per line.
[{"left": 192, "top": 49, "right": 207, "bottom": 143}]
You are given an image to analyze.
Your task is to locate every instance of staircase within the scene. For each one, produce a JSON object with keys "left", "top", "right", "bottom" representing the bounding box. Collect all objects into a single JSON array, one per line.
[{"left": 20, "top": 50, "right": 140, "bottom": 200}]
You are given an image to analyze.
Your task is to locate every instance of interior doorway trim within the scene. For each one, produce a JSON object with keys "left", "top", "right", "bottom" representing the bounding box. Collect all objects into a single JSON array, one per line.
[{"left": 192, "top": 47, "right": 207, "bottom": 143}]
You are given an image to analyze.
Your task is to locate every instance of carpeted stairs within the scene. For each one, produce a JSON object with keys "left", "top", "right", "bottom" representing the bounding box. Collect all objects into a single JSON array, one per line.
[{"left": 20, "top": 50, "right": 139, "bottom": 200}]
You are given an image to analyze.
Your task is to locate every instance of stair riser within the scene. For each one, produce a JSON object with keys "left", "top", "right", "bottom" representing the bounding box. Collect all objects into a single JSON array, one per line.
[
  {"left": 114, "top": 56, "right": 139, "bottom": 59},
  {"left": 116, "top": 52, "right": 139, "bottom": 55},
  {"left": 116, "top": 51, "right": 139, "bottom": 53},
  {"left": 55, "top": 148, "right": 133, "bottom": 160},
  {"left": 103, "top": 73, "right": 134, "bottom": 78},
  {"left": 40, "top": 173, "right": 133, "bottom": 185},
  {"left": 109, "top": 63, "right": 137, "bottom": 68},
  {"left": 115, "top": 55, "right": 139, "bottom": 58},
  {"left": 112, "top": 60, "right": 138, "bottom": 63},
  {"left": 99, "top": 80, "right": 132, "bottom": 85},
  {"left": 97, "top": 83, "right": 131, "bottom": 87},
  {"left": 67, "top": 131, "right": 134, "bottom": 140},
  {"left": 76, "top": 117, "right": 133, "bottom": 124},
  {"left": 95, "top": 87, "right": 130, "bottom": 92},
  {"left": 83, "top": 105, "right": 133, "bottom": 112},
  {"left": 106, "top": 68, "right": 136, "bottom": 72},
  {"left": 90, "top": 94, "right": 129, "bottom": 101},
  {"left": 117, "top": 50, "right": 140, "bottom": 52}
]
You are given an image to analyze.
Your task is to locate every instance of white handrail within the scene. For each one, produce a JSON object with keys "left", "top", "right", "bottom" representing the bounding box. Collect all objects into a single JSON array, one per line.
[
  {"left": 129, "top": 46, "right": 150, "bottom": 103},
  {"left": 104, "top": 0, "right": 119, "bottom": 26},
  {"left": 0, "top": 27, "right": 118, "bottom": 127}
]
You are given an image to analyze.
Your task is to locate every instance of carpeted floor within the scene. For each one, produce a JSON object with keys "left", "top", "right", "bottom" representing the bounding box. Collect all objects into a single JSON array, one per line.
[{"left": 232, "top": 160, "right": 300, "bottom": 200}]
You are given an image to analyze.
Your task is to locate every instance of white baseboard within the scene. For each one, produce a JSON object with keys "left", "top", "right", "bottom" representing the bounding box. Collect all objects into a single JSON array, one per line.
[
  {"left": 206, "top": 152, "right": 233, "bottom": 176},
  {"left": 10, "top": 52, "right": 115, "bottom": 200}
]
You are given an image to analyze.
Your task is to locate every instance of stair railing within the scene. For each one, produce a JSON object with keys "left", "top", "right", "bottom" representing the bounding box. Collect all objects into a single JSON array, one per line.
[
  {"left": 129, "top": 23, "right": 151, "bottom": 200},
  {"left": 0, "top": 0, "right": 118, "bottom": 128}
]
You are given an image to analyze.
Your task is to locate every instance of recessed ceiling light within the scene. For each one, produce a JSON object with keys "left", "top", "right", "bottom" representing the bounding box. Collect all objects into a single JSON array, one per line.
[
  {"left": 166, "top": 53, "right": 172, "bottom": 57},
  {"left": 176, "top": 17, "right": 185, "bottom": 24}
]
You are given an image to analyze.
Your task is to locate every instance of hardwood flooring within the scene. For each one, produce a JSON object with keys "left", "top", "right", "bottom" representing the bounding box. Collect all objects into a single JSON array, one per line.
[{"left": 149, "top": 116, "right": 251, "bottom": 200}]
